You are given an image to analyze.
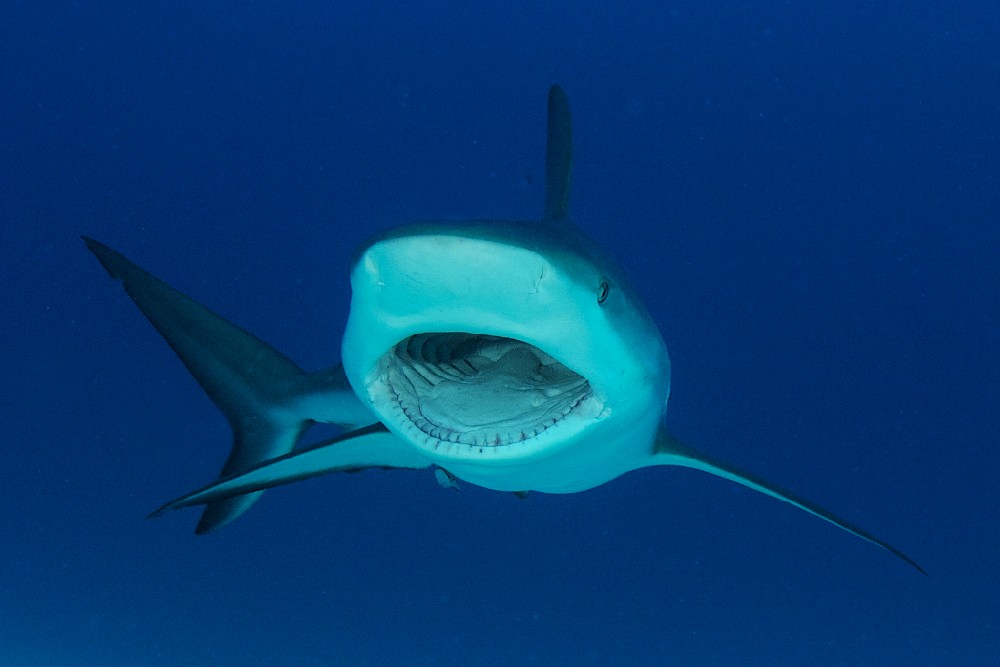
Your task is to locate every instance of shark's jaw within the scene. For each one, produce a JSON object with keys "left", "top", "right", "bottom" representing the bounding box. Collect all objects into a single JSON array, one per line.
[
  {"left": 373, "top": 331, "right": 602, "bottom": 457},
  {"left": 341, "top": 221, "right": 671, "bottom": 489}
]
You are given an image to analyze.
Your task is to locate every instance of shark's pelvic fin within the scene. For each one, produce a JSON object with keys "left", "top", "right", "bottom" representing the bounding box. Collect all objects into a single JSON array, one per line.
[
  {"left": 544, "top": 84, "right": 573, "bottom": 222},
  {"left": 654, "top": 429, "right": 926, "bottom": 575},
  {"left": 84, "top": 237, "right": 376, "bottom": 533},
  {"left": 150, "top": 424, "right": 430, "bottom": 515}
]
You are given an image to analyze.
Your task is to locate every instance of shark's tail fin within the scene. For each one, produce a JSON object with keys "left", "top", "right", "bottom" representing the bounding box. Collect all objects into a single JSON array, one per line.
[{"left": 84, "top": 237, "right": 373, "bottom": 533}]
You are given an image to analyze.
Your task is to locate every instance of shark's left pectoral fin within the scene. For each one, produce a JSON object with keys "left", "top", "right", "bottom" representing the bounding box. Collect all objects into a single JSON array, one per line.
[
  {"left": 652, "top": 428, "right": 926, "bottom": 575},
  {"left": 151, "top": 424, "right": 431, "bottom": 516}
]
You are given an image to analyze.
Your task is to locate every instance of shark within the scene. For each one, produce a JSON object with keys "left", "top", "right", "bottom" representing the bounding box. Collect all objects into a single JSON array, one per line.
[{"left": 85, "top": 85, "right": 924, "bottom": 574}]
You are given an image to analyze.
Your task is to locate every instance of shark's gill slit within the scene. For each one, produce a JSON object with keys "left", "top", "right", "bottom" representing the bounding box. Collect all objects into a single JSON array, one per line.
[{"left": 378, "top": 333, "right": 591, "bottom": 448}]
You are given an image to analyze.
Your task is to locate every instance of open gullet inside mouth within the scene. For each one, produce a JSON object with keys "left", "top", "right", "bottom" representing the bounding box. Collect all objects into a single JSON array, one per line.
[{"left": 377, "top": 332, "right": 592, "bottom": 448}]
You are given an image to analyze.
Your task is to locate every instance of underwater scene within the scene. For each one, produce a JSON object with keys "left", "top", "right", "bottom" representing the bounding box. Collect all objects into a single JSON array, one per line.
[{"left": 2, "top": 1, "right": 998, "bottom": 665}]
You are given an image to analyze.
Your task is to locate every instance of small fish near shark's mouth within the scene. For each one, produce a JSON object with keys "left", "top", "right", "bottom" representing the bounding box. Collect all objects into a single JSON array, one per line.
[{"left": 375, "top": 332, "right": 595, "bottom": 452}]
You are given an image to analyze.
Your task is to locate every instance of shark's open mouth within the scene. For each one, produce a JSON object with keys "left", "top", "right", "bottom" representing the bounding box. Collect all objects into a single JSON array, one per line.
[{"left": 376, "top": 333, "right": 592, "bottom": 449}]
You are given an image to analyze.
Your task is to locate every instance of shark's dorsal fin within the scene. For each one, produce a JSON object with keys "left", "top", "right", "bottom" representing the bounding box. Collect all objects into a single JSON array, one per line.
[{"left": 544, "top": 84, "right": 573, "bottom": 222}]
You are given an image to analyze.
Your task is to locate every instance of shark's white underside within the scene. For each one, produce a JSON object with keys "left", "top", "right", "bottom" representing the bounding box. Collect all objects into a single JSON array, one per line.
[{"left": 85, "top": 86, "right": 924, "bottom": 574}]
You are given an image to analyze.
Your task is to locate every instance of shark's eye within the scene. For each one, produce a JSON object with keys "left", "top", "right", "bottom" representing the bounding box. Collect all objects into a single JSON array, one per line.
[{"left": 597, "top": 278, "right": 610, "bottom": 304}]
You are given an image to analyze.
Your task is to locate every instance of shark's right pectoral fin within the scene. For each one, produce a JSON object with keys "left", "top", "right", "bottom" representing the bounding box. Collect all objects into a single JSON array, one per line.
[{"left": 151, "top": 424, "right": 431, "bottom": 516}]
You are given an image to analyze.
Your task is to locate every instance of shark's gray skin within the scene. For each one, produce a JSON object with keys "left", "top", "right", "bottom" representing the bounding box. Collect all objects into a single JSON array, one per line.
[{"left": 85, "top": 86, "right": 924, "bottom": 574}]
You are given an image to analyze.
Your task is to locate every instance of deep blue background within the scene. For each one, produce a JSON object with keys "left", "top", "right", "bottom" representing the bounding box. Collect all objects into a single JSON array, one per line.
[{"left": 2, "top": 1, "right": 998, "bottom": 664}]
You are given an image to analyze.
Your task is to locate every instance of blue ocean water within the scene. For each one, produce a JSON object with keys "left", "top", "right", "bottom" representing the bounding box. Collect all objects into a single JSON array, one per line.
[{"left": 2, "top": 1, "right": 998, "bottom": 664}]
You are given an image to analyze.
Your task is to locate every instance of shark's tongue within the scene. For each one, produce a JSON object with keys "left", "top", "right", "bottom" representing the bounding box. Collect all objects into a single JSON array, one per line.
[{"left": 379, "top": 333, "right": 590, "bottom": 447}]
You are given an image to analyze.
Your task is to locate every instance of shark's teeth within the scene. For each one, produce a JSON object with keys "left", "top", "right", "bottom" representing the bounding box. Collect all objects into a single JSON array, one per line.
[{"left": 375, "top": 332, "right": 593, "bottom": 452}]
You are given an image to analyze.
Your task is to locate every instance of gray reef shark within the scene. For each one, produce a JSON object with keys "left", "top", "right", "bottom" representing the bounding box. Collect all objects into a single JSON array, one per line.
[{"left": 85, "top": 85, "right": 924, "bottom": 574}]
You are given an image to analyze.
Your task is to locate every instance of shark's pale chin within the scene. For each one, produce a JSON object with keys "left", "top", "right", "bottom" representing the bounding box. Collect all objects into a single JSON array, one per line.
[{"left": 375, "top": 332, "right": 592, "bottom": 451}]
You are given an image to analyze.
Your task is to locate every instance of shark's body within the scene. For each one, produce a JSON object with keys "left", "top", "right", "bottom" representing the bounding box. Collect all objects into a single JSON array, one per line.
[{"left": 86, "top": 86, "right": 923, "bottom": 573}]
